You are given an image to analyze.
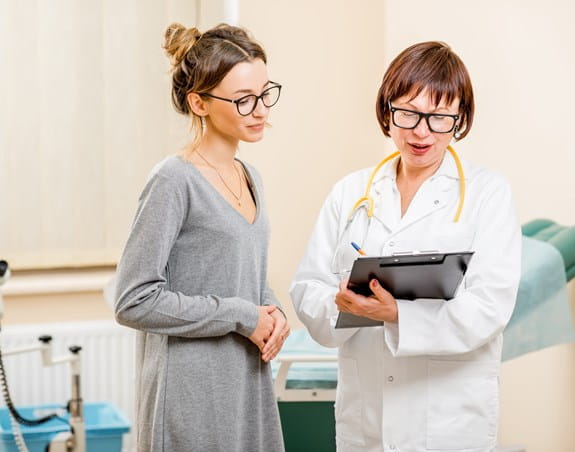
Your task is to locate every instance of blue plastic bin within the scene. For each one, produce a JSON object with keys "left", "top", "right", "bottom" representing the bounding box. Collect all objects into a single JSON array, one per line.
[{"left": 0, "top": 402, "right": 130, "bottom": 452}]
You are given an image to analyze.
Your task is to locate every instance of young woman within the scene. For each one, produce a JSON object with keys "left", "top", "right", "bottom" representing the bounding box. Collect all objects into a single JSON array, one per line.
[
  {"left": 115, "top": 23, "right": 288, "bottom": 452},
  {"left": 291, "top": 41, "right": 521, "bottom": 451}
]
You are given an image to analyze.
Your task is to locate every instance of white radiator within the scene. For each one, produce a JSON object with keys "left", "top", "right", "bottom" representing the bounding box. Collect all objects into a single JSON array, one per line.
[{"left": 0, "top": 320, "right": 136, "bottom": 451}]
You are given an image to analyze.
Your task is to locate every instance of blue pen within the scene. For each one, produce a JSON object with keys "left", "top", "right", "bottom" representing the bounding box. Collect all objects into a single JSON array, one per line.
[{"left": 351, "top": 242, "right": 366, "bottom": 256}]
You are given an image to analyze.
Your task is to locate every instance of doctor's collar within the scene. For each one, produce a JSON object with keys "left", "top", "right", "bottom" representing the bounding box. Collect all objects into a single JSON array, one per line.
[
  {"left": 371, "top": 147, "right": 467, "bottom": 187},
  {"left": 371, "top": 153, "right": 400, "bottom": 184}
]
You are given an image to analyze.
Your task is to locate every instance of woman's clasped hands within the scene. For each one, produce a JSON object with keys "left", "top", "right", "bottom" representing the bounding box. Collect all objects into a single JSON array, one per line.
[{"left": 249, "top": 306, "right": 290, "bottom": 362}]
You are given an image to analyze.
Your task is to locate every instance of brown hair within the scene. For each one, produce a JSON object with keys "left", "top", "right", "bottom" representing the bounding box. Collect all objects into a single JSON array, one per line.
[
  {"left": 163, "top": 23, "right": 267, "bottom": 148},
  {"left": 376, "top": 41, "right": 474, "bottom": 141}
]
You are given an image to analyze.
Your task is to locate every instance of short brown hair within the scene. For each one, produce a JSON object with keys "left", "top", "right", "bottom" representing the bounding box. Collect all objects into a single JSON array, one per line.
[
  {"left": 163, "top": 23, "right": 267, "bottom": 147},
  {"left": 376, "top": 41, "right": 474, "bottom": 141}
]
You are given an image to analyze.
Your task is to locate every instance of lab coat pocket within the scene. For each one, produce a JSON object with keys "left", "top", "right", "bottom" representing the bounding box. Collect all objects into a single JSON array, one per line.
[
  {"left": 426, "top": 359, "right": 499, "bottom": 450},
  {"left": 332, "top": 244, "right": 359, "bottom": 280},
  {"left": 334, "top": 357, "right": 365, "bottom": 446},
  {"left": 434, "top": 222, "right": 474, "bottom": 253}
]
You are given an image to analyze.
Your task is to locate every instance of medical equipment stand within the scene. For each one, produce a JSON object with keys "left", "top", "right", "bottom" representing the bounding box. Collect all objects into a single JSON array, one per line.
[{"left": 0, "top": 260, "right": 86, "bottom": 452}]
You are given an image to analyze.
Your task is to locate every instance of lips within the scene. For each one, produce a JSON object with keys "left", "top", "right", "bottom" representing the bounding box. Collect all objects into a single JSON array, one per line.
[
  {"left": 409, "top": 142, "right": 432, "bottom": 155},
  {"left": 247, "top": 123, "right": 265, "bottom": 131}
]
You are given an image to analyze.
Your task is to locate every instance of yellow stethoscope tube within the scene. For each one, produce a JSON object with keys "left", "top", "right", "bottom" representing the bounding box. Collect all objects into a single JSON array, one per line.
[{"left": 348, "top": 145, "right": 465, "bottom": 223}]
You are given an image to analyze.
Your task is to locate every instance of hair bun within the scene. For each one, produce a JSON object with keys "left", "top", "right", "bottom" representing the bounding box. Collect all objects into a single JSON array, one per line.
[{"left": 163, "top": 23, "right": 201, "bottom": 67}]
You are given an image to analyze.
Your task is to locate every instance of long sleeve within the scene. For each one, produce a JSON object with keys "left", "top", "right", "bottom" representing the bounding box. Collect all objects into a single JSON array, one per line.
[
  {"left": 114, "top": 167, "right": 259, "bottom": 339},
  {"left": 384, "top": 176, "right": 522, "bottom": 356},
  {"left": 290, "top": 182, "right": 359, "bottom": 348},
  {"left": 263, "top": 284, "right": 287, "bottom": 316}
]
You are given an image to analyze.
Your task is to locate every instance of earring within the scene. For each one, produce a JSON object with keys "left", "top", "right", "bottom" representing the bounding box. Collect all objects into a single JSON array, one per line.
[{"left": 454, "top": 125, "right": 461, "bottom": 140}]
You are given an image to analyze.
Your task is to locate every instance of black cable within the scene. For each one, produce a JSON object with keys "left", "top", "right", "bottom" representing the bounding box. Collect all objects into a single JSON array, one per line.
[
  {"left": 0, "top": 260, "right": 7, "bottom": 278},
  {"left": 0, "top": 345, "right": 66, "bottom": 427}
]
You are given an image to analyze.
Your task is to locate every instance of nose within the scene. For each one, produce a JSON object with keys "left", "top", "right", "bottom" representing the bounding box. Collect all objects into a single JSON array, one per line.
[
  {"left": 251, "top": 97, "right": 268, "bottom": 117},
  {"left": 412, "top": 116, "right": 431, "bottom": 137}
]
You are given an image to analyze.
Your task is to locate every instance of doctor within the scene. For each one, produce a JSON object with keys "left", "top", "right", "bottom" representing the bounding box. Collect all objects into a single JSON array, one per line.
[{"left": 290, "top": 41, "right": 521, "bottom": 452}]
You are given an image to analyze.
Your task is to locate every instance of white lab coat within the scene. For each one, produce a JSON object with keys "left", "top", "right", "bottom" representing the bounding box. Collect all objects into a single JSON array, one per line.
[{"left": 290, "top": 151, "right": 521, "bottom": 452}]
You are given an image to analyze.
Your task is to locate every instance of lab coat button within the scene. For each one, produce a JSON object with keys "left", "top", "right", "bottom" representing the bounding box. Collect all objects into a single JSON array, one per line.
[
  {"left": 434, "top": 199, "right": 440, "bottom": 205},
  {"left": 388, "top": 241, "right": 395, "bottom": 247},
  {"left": 387, "top": 376, "right": 394, "bottom": 382},
  {"left": 389, "top": 445, "right": 396, "bottom": 450}
]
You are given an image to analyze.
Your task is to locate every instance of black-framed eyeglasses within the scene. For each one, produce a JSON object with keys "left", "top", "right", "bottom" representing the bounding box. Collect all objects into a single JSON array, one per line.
[
  {"left": 201, "top": 83, "right": 282, "bottom": 116},
  {"left": 389, "top": 102, "right": 459, "bottom": 133}
]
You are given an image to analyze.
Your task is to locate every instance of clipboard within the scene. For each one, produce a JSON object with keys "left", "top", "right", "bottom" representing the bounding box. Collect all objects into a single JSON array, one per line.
[{"left": 335, "top": 251, "right": 474, "bottom": 328}]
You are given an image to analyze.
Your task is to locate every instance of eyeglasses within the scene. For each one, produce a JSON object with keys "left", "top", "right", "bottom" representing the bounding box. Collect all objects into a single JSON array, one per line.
[
  {"left": 389, "top": 102, "right": 459, "bottom": 133},
  {"left": 201, "top": 83, "right": 282, "bottom": 116}
]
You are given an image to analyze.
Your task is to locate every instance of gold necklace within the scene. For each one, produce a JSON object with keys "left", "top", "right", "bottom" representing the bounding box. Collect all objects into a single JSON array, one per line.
[{"left": 197, "top": 152, "right": 243, "bottom": 206}]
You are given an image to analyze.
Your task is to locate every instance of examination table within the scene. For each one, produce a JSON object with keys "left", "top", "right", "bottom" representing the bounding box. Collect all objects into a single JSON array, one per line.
[{"left": 274, "top": 219, "right": 575, "bottom": 451}]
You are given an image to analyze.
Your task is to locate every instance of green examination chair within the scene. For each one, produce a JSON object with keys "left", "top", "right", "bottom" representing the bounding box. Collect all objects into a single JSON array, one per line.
[{"left": 522, "top": 218, "right": 575, "bottom": 281}]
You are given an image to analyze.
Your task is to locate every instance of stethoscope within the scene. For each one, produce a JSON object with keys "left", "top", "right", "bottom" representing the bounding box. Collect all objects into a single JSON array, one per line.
[{"left": 331, "top": 145, "right": 466, "bottom": 275}]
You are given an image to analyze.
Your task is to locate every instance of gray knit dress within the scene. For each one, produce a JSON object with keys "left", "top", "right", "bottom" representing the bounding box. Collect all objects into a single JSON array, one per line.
[{"left": 114, "top": 155, "right": 284, "bottom": 452}]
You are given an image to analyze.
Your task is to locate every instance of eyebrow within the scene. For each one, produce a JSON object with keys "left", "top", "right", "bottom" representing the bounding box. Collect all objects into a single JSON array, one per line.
[
  {"left": 399, "top": 103, "right": 454, "bottom": 114},
  {"left": 232, "top": 80, "right": 272, "bottom": 95}
]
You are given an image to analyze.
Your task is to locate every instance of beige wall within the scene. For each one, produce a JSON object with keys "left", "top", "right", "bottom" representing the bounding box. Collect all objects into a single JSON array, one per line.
[
  {"left": 1, "top": 268, "right": 116, "bottom": 324},
  {"left": 3, "top": 292, "right": 113, "bottom": 324},
  {"left": 239, "top": 0, "right": 388, "bottom": 328},
  {"left": 2, "top": 1, "right": 575, "bottom": 451}
]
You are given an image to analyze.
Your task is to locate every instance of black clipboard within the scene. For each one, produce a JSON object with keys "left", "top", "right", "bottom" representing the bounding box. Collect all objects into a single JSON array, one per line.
[{"left": 335, "top": 251, "right": 474, "bottom": 328}]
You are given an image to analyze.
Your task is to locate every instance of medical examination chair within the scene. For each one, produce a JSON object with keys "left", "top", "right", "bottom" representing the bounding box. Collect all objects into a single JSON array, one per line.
[
  {"left": 522, "top": 219, "right": 575, "bottom": 281},
  {"left": 274, "top": 218, "right": 575, "bottom": 452}
]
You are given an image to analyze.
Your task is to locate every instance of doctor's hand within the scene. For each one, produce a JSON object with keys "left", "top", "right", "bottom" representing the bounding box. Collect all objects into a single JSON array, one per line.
[
  {"left": 335, "top": 279, "right": 398, "bottom": 323},
  {"left": 261, "top": 309, "right": 290, "bottom": 363},
  {"left": 249, "top": 305, "right": 276, "bottom": 351}
]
